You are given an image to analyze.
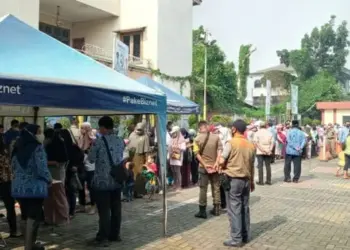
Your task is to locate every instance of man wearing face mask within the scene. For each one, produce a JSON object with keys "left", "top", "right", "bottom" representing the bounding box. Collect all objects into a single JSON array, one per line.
[
  {"left": 193, "top": 121, "right": 223, "bottom": 218},
  {"left": 220, "top": 119, "right": 255, "bottom": 247}
]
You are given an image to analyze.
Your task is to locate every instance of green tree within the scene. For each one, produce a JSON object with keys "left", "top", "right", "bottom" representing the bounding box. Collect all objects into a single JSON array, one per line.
[
  {"left": 298, "top": 71, "right": 343, "bottom": 117},
  {"left": 192, "top": 26, "right": 238, "bottom": 113},
  {"left": 277, "top": 16, "right": 350, "bottom": 118},
  {"left": 238, "top": 45, "right": 255, "bottom": 100},
  {"left": 277, "top": 16, "right": 350, "bottom": 80}
]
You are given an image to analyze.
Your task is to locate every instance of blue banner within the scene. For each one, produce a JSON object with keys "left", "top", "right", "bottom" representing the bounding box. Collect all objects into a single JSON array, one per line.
[{"left": 0, "top": 77, "right": 166, "bottom": 115}]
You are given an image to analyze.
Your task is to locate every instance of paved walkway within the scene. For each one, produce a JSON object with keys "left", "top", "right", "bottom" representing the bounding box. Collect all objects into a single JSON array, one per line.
[{"left": 4, "top": 158, "right": 350, "bottom": 249}]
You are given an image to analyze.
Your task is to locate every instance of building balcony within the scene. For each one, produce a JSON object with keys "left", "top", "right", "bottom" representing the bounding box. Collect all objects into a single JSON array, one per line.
[
  {"left": 79, "top": 43, "right": 152, "bottom": 69},
  {"left": 40, "top": 0, "right": 119, "bottom": 23}
]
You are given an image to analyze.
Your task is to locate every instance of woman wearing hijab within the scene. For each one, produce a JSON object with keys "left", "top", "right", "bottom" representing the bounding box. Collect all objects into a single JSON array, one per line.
[
  {"left": 168, "top": 126, "right": 186, "bottom": 192},
  {"left": 0, "top": 133, "right": 21, "bottom": 237},
  {"left": 61, "top": 129, "right": 84, "bottom": 219},
  {"left": 11, "top": 124, "right": 52, "bottom": 250},
  {"left": 78, "top": 122, "right": 95, "bottom": 151},
  {"left": 180, "top": 128, "right": 192, "bottom": 188},
  {"left": 77, "top": 122, "right": 96, "bottom": 212},
  {"left": 43, "top": 129, "right": 69, "bottom": 225}
]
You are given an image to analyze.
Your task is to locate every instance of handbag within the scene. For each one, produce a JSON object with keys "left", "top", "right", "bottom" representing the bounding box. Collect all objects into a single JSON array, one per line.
[
  {"left": 70, "top": 172, "right": 83, "bottom": 191},
  {"left": 102, "top": 136, "right": 128, "bottom": 185}
]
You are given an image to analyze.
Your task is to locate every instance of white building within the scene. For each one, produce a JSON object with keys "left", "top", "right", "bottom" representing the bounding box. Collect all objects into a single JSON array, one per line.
[
  {"left": 0, "top": 0, "right": 200, "bottom": 97},
  {"left": 246, "top": 64, "right": 295, "bottom": 106}
]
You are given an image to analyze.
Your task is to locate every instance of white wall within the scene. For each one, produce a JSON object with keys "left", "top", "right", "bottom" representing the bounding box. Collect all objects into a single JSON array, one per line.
[
  {"left": 157, "top": 0, "right": 193, "bottom": 77},
  {"left": 77, "top": 0, "right": 120, "bottom": 16},
  {"left": 0, "top": 0, "right": 40, "bottom": 28},
  {"left": 119, "top": 0, "right": 159, "bottom": 69},
  {"left": 71, "top": 17, "right": 119, "bottom": 53}
]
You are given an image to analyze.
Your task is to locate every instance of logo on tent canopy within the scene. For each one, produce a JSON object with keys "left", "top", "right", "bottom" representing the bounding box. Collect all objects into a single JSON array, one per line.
[{"left": 0, "top": 84, "right": 21, "bottom": 95}]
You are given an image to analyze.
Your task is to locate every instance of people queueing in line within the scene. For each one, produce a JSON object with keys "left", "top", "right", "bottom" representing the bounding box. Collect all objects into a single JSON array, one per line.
[
  {"left": 220, "top": 119, "right": 255, "bottom": 247},
  {"left": 253, "top": 122, "right": 274, "bottom": 186},
  {"left": 284, "top": 120, "right": 307, "bottom": 183},
  {"left": 0, "top": 116, "right": 345, "bottom": 249},
  {"left": 193, "top": 120, "right": 223, "bottom": 218}
]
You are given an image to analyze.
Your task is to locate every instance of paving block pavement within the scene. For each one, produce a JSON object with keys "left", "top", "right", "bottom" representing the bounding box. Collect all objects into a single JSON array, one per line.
[{"left": 4, "top": 158, "right": 350, "bottom": 249}]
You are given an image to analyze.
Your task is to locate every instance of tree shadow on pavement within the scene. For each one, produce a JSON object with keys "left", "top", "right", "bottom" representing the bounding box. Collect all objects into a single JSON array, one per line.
[
  {"left": 3, "top": 202, "right": 212, "bottom": 250},
  {"left": 250, "top": 215, "right": 288, "bottom": 241}
]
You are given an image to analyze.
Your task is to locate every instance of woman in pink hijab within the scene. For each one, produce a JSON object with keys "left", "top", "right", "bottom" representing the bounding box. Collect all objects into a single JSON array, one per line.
[{"left": 78, "top": 122, "right": 96, "bottom": 151}]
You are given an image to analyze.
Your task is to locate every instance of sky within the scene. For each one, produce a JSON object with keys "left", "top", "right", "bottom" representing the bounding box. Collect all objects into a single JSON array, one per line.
[{"left": 193, "top": 0, "right": 350, "bottom": 73}]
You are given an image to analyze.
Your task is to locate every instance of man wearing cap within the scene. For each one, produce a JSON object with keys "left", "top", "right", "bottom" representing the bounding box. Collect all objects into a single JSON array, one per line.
[
  {"left": 193, "top": 121, "right": 223, "bottom": 218},
  {"left": 253, "top": 122, "right": 274, "bottom": 185},
  {"left": 220, "top": 119, "right": 255, "bottom": 247},
  {"left": 284, "top": 120, "right": 306, "bottom": 183}
]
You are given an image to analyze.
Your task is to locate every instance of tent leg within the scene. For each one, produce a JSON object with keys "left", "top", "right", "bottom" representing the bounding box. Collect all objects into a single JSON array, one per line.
[{"left": 162, "top": 159, "right": 167, "bottom": 237}]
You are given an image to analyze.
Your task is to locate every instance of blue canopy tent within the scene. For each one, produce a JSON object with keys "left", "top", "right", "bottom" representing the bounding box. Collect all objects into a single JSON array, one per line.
[
  {"left": 0, "top": 15, "right": 169, "bottom": 235},
  {"left": 137, "top": 76, "right": 200, "bottom": 114}
]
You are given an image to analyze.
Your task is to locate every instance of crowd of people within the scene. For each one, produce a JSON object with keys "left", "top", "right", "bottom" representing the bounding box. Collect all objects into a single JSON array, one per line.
[{"left": 0, "top": 115, "right": 346, "bottom": 249}]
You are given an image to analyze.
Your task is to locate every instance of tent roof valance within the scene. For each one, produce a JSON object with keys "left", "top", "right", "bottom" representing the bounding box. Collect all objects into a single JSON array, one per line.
[{"left": 137, "top": 76, "right": 199, "bottom": 114}]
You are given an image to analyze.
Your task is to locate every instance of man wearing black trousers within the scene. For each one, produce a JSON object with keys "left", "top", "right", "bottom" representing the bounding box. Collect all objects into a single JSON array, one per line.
[
  {"left": 284, "top": 120, "right": 306, "bottom": 183},
  {"left": 253, "top": 122, "right": 274, "bottom": 185},
  {"left": 88, "top": 116, "right": 125, "bottom": 247}
]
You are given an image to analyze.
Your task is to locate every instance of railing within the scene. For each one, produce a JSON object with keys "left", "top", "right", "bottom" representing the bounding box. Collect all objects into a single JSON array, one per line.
[{"left": 78, "top": 43, "right": 152, "bottom": 68}]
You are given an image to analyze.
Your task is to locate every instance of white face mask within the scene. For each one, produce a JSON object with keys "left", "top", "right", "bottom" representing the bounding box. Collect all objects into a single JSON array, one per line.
[{"left": 36, "top": 134, "right": 45, "bottom": 143}]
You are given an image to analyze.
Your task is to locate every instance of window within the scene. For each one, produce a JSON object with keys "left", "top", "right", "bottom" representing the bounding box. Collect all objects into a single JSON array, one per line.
[
  {"left": 39, "top": 22, "right": 70, "bottom": 45},
  {"left": 254, "top": 79, "right": 262, "bottom": 88},
  {"left": 120, "top": 32, "right": 142, "bottom": 59}
]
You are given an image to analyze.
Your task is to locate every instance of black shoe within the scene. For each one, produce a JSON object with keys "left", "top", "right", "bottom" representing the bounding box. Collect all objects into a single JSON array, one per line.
[
  {"left": 255, "top": 181, "right": 264, "bottom": 186},
  {"left": 32, "top": 244, "right": 45, "bottom": 250},
  {"left": 293, "top": 179, "right": 299, "bottom": 183},
  {"left": 265, "top": 181, "right": 272, "bottom": 185},
  {"left": 209, "top": 204, "right": 220, "bottom": 216},
  {"left": 284, "top": 179, "right": 291, "bottom": 183},
  {"left": 195, "top": 205, "right": 207, "bottom": 219},
  {"left": 109, "top": 235, "right": 122, "bottom": 242},
  {"left": 223, "top": 240, "right": 244, "bottom": 247}
]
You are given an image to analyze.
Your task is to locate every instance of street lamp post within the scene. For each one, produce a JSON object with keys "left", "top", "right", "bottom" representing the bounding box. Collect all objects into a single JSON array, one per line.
[
  {"left": 201, "top": 30, "right": 211, "bottom": 121},
  {"left": 203, "top": 42, "right": 208, "bottom": 121}
]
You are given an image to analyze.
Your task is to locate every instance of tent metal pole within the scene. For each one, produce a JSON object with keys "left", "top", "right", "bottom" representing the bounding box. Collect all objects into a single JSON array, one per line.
[
  {"left": 33, "top": 107, "right": 39, "bottom": 124},
  {"left": 162, "top": 156, "right": 167, "bottom": 237},
  {"left": 155, "top": 117, "right": 168, "bottom": 237}
]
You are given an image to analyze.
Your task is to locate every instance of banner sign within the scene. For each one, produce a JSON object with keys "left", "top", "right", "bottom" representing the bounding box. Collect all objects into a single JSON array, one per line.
[
  {"left": 265, "top": 80, "right": 271, "bottom": 116},
  {"left": 291, "top": 84, "right": 298, "bottom": 115},
  {"left": 113, "top": 39, "right": 129, "bottom": 75}
]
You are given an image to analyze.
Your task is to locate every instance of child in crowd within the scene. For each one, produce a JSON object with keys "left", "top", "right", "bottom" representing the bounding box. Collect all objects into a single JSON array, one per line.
[
  {"left": 145, "top": 155, "right": 158, "bottom": 175},
  {"left": 142, "top": 155, "right": 159, "bottom": 194},
  {"left": 123, "top": 162, "right": 135, "bottom": 202},
  {"left": 336, "top": 150, "right": 345, "bottom": 177}
]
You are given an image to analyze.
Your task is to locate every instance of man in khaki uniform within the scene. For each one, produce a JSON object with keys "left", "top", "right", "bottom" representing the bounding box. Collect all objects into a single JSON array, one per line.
[
  {"left": 326, "top": 123, "right": 337, "bottom": 158},
  {"left": 193, "top": 121, "right": 223, "bottom": 218},
  {"left": 220, "top": 119, "right": 255, "bottom": 247}
]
